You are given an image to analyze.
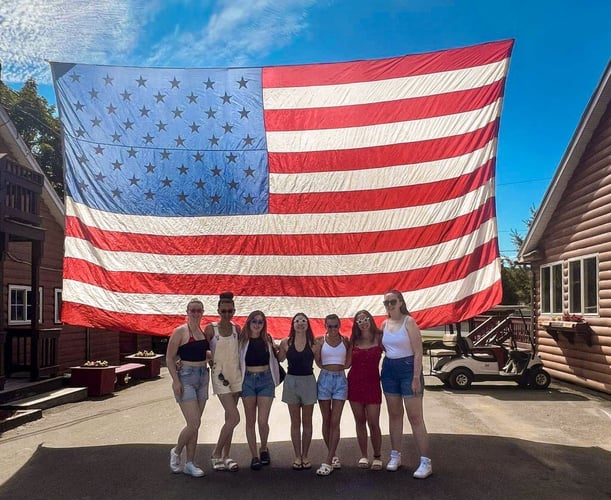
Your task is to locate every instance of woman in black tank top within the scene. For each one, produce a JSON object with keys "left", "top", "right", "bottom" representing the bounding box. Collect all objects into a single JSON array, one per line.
[
  {"left": 166, "top": 298, "right": 211, "bottom": 477},
  {"left": 277, "top": 313, "right": 317, "bottom": 470}
]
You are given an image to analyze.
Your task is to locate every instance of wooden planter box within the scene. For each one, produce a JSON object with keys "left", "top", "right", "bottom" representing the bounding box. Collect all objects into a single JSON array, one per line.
[
  {"left": 540, "top": 320, "right": 592, "bottom": 346},
  {"left": 124, "top": 354, "right": 164, "bottom": 379},
  {"left": 70, "top": 366, "right": 116, "bottom": 396}
]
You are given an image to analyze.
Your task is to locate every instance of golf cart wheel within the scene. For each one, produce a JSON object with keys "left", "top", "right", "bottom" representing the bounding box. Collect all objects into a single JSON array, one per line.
[
  {"left": 449, "top": 368, "right": 473, "bottom": 390},
  {"left": 529, "top": 368, "right": 551, "bottom": 389}
]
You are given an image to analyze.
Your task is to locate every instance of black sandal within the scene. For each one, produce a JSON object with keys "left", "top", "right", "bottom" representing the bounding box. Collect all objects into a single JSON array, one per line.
[
  {"left": 260, "top": 450, "right": 271, "bottom": 465},
  {"left": 251, "top": 457, "right": 262, "bottom": 470}
]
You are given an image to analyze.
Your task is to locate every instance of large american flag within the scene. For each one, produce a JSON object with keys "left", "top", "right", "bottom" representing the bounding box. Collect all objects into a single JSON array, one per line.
[{"left": 51, "top": 40, "right": 511, "bottom": 337}]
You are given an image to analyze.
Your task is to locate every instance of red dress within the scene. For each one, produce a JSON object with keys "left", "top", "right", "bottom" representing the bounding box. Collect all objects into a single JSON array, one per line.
[{"left": 347, "top": 345, "right": 382, "bottom": 405}]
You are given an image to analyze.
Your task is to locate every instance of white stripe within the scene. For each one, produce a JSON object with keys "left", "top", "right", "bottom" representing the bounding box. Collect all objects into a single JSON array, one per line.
[
  {"left": 263, "top": 59, "right": 508, "bottom": 109},
  {"left": 66, "top": 180, "right": 494, "bottom": 236},
  {"left": 64, "top": 218, "right": 497, "bottom": 276},
  {"left": 266, "top": 100, "right": 501, "bottom": 153},
  {"left": 270, "top": 140, "right": 497, "bottom": 194},
  {"left": 62, "top": 260, "right": 500, "bottom": 318}
]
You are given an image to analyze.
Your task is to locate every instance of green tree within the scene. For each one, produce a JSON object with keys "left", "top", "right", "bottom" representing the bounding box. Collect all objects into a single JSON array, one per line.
[
  {"left": 501, "top": 206, "right": 536, "bottom": 305},
  {"left": 0, "top": 78, "right": 64, "bottom": 198}
]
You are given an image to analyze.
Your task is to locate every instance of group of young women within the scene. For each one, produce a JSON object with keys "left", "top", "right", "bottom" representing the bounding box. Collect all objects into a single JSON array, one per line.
[{"left": 166, "top": 289, "right": 432, "bottom": 480}]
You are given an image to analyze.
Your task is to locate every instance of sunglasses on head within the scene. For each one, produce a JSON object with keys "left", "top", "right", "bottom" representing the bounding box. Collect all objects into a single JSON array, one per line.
[
  {"left": 220, "top": 308, "right": 235, "bottom": 314},
  {"left": 188, "top": 308, "right": 203, "bottom": 313},
  {"left": 250, "top": 319, "right": 264, "bottom": 326},
  {"left": 218, "top": 373, "right": 230, "bottom": 386},
  {"left": 383, "top": 299, "right": 398, "bottom": 307}
]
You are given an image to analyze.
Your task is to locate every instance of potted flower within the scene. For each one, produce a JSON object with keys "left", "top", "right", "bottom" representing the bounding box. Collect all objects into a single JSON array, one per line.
[
  {"left": 124, "top": 350, "right": 164, "bottom": 379},
  {"left": 70, "top": 360, "right": 116, "bottom": 396}
]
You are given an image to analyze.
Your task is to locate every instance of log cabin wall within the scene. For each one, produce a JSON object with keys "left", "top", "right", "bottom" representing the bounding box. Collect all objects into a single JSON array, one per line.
[{"left": 533, "top": 103, "right": 611, "bottom": 394}]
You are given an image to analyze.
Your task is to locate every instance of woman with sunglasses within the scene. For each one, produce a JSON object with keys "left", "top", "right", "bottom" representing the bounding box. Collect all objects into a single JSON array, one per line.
[
  {"left": 239, "top": 310, "right": 282, "bottom": 470},
  {"left": 347, "top": 310, "right": 383, "bottom": 470},
  {"left": 381, "top": 290, "right": 432, "bottom": 479},
  {"left": 314, "top": 314, "right": 352, "bottom": 477},
  {"left": 277, "top": 312, "right": 317, "bottom": 470},
  {"left": 205, "top": 291, "right": 242, "bottom": 472},
  {"left": 166, "top": 298, "right": 211, "bottom": 477}
]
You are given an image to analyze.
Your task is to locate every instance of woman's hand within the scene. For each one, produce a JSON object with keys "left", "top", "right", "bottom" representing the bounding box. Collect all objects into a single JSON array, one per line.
[
  {"left": 412, "top": 373, "right": 422, "bottom": 395},
  {"left": 172, "top": 379, "right": 184, "bottom": 398}
]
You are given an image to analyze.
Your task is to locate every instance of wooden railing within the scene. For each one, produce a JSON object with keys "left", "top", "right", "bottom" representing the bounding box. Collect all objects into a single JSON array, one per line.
[
  {"left": 0, "top": 155, "right": 44, "bottom": 225},
  {"left": 5, "top": 328, "right": 61, "bottom": 380}
]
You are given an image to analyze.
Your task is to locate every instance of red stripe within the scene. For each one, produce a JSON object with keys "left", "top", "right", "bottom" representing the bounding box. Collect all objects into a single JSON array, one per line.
[
  {"left": 61, "top": 280, "right": 502, "bottom": 337},
  {"left": 262, "top": 40, "right": 513, "bottom": 88},
  {"left": 63, "top": 239, "right": 498, "bottom": 296},
  {"left": 268, "top": 120, "right": 499, "bottom": 174},
  {"left": 270, "top": 160, "right": 494, "bottom": 214},
  {"left": 65, "top": 197, "right": 496, "bottom": 256},
  {"left": 411, "top": 281, "right": 503, "bottom": 329},
  {"left": 265, "top": 81, "right": 504, "bottom": 131}
]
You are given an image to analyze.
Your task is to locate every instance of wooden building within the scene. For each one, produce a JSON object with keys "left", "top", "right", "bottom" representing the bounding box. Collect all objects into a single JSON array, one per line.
[
  {"left": 518, "top": 62, "right": 611, "bottom": 394},
  {"left": 0, "top": 104, "right": 151, "bottom": 388}
]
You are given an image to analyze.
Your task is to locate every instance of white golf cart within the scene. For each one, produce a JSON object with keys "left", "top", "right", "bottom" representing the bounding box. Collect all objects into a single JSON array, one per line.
[{"left": 428, "top": 308, "right": 551, "bottom": 390}]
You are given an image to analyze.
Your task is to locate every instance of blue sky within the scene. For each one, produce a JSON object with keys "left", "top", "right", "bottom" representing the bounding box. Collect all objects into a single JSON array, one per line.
[{"left": 0, "top": 0, "right": 609, "bottom": 260}]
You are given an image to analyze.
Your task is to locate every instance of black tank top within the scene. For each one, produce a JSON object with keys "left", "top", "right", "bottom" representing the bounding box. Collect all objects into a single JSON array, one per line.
[
  {"left": 245, "top": 337, "right": 270, "bottom": 366},
  {"left": 286, "top": 340, "right": 314, "bottom": 376},
  {"left": 178, "top": 338, "right": 210, "bottom": 362}
]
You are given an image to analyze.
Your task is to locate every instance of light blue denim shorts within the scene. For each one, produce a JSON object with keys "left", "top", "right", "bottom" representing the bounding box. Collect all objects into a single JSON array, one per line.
[
  {"left": 380, "top": 356, "right": 424, "bottom": 398},
  {"left": 317, "top": 369, "right": 348, "bottom": 401},
  {"left": 242, "top": 369, "right": 275, "bottom": 398},
  {"left": 176, "top": 365, "right": 209, "bottom": 403}
]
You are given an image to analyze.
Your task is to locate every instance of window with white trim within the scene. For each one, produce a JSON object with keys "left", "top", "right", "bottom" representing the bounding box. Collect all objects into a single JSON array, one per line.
[
  {"left": 9, "top": 285, "right": 43, "bottom": 325},
  {"left": 54, "top": 288, "right": 63, "bottom": 324},
  {"left": 569, "top": 255, "right": 598, "bottom": 315},
  {"left": 540, "top": 262, "right": 563, "bottom": 314}
]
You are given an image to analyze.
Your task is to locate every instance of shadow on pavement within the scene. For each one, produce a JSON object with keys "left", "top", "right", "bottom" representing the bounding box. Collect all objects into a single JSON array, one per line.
[
  {"left": 1, "top": 434, "right": 609, "bottom": 500},
  {"left": 424, "top": 384, "right": 593, "bottom": 402}
]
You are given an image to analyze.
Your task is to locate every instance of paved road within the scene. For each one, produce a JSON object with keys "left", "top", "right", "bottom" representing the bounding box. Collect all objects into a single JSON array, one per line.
[{"left": 0, "top": 369, "right": 610, "bottom": 500}]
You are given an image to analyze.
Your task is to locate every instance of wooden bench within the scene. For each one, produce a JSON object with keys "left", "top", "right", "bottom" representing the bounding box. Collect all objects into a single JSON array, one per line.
[{"left": 115, "top": 363, "right": 145, "bottom": 386}]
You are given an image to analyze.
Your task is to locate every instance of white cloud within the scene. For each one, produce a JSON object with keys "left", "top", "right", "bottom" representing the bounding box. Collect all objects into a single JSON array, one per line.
[{"left": 0, "top": 0, "right": 320, "bottom": 85}]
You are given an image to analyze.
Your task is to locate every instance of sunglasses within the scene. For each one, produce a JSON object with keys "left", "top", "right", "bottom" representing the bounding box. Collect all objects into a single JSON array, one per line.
[
  {"left": 293, "top": 318, "right": 307, "bottom": 324},
  {"left": 218, "top": 373, "right": 230, "bottom": 386},
  {"left": 326, "top": 324, "right": 340, "bottom": 329},
  {"left": 188, "top": 308, "right": 203, "bottom": 313},
  {"left": 383, "top": 299, "right": 398, "bottom": 307},
  {"left": 220, "top": 309, "right": 235, "bottom": 314},
  {"left": 251, "top": 319, "right": 264, "bottom": 326},
  {"left": 356, "top": 318, "right": 370, "bottom": 325}
]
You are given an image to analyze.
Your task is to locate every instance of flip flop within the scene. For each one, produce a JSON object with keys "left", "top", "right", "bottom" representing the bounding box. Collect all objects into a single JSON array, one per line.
[
  {"left": 301, "top": 459, "right": 312, "bottom": 470},
  {"left": 316, "top": 463, "right": 333, "bottom": 476},
  {"left": 292, "top": 459, "right": 303, "bottom": 470}
]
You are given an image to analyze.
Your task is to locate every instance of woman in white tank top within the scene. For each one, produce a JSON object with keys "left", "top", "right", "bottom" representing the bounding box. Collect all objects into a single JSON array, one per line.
[{"left": 380, "top": 290, "right": 432, "bottom": 479}]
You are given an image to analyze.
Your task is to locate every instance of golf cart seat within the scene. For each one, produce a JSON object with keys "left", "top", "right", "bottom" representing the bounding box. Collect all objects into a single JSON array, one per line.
[{"left": 462, "top": 337, "right": 507, "bottom": 368}]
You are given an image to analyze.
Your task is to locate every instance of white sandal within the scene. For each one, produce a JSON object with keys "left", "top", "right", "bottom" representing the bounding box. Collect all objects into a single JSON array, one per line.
[
  {"left": 316, "top": 463, "right": 333, "bottom": 476},
  {"left": 224, "top": 458, "right": 239, "bottom": 471},
  {"left": 358, "top": 457, "right": 369, "bottom": 469},
  {"left": 211, "top": 457, "right": 225, "bottom": 471},
  {"left": 332, "top": 456, "right": 341, "bottom": 469},
  {"left": 371, "top": 457, "right": 383, "bottom": 470}
]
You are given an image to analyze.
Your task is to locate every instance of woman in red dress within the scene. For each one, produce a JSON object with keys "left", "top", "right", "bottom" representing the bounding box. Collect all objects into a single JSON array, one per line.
[{"left": 347, "top": 310, "right": 383, "bottom": 470}]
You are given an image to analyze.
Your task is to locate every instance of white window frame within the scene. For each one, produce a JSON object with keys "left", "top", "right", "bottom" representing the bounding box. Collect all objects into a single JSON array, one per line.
[
  {"left": 540, "top": 261, "right": 563, "bottom": 314},
  {"left": 9, "top": 285, "right": 43, "bottom": 325},
  {"left": 568, "top": 254, "right": 598, "bottom": 316},
  {"left": 54, "top": 287, "right": 63, "bottom": 324}
]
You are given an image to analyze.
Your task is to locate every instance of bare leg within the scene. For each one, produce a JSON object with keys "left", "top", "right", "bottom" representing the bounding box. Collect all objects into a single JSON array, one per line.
[
  {"left": 212, "top": 392, "right": 240, "bottom": 459},
  {"left": 288, "top": 403, "right": 303, "bottom": 463},
  {"left": 319, "top": 399, "right": 332, "bottom": 449},
  {"left": 242, "top": 396, "right": 258, "bottom": 458},
  {"left": 325, "top": 399, "right": 345, "bottom": 465},
  {"left": 301, "top": 404, "right": 314, "bottom": 462},
  {"left": 384, "top": 394, "right": 404, "bottom": 451},
  {"left": 365, "top": 403, "right": 382, "bottom": 457},
  {"left": 177, "top": 400, "right": 205, "bottom": 462},
  {"left": 257, "top": 396, "right": 274, "bottom": 453},
  {"left": 404, "top": 396, "right": 429, "bottom": 457},
  {"left": 350, "top": 401, "right": 368, "bottom": 457}
]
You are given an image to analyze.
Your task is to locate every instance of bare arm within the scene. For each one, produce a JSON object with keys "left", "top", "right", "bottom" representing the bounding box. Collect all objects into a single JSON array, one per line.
[
  {"left": 343, "top": 337, "right": 352, "bottom": 369},
  {"left": 277, "top": 338, "right": 289, "bottom": 362},
  {"left": 405, "top": 316, "right": 424, "bottom": 392},
  {"left": 166, "top": 326, "right": 185, "bottom": 398},
  {"left": 313, "top": 337, "right": 323, "bottom": 368}
]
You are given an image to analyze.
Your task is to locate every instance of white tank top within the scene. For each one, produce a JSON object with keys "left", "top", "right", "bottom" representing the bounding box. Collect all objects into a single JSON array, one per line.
[
  {"left": 382, "top": 317, "right": 414, "bottom": 359},
  {"left": 321, "top": 336, "right": 347, "bottom": 365}
]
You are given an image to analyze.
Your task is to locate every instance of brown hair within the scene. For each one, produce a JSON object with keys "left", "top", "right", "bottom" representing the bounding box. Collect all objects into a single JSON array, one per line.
[{"left": 385, "top": 289, "right": 410, "bottom": 316}]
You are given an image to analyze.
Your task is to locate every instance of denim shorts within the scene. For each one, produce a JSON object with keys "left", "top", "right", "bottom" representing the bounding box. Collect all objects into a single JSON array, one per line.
[
  {"left": 242, "top": 369, "right": 275, "bottom": 398},
  {"left": 176, "top": 365, "right": 209, "bottom": 403},
  {"left": 282, "top": 374, "right": 318, "bottom": 406},
  {"left": 317, "top": 369, "right": 348, "bottom": 401},
  {"left": 380, "top": 356, "right": 424, "bottom": 398}
]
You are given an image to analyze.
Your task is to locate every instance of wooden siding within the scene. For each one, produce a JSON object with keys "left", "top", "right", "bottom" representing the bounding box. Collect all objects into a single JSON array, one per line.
[{"left": 533, "top": 103, "right": 611, "bottom": 394}]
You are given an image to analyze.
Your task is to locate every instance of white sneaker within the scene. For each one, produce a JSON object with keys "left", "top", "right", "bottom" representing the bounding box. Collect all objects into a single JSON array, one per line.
[
  {"left": 183, "top": 462, "right": 205, "bottom": 477},
  {"left": 386, "top": 451, "right": 401, "bottom": 471},
  {"left": 170, "top": 447, "right": 182, "bottom": 473},
  {"left": 413, "top": 457, "right": 432, "bottom": 479}
]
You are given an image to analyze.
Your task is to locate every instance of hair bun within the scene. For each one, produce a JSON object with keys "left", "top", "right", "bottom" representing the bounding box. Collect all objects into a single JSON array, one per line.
[{"left": 219, "top": 291, "right": 234, "bottom": 300}]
